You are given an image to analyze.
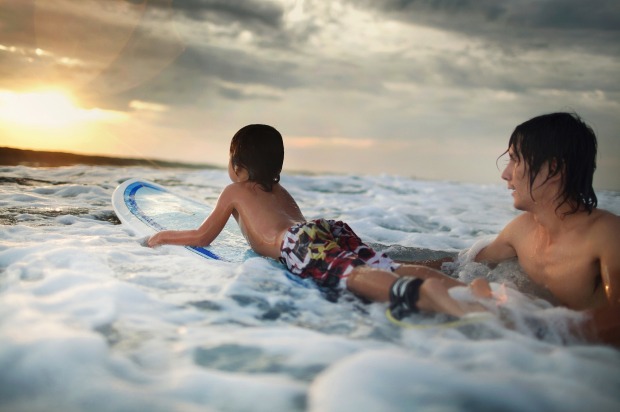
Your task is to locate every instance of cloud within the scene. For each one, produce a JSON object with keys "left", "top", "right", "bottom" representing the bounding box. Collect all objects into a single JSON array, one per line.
[
  {"left": 3, "top": 0, "right": 616, "bottom": 121},
  {"left": 350, "top": 0, "right": 620, "bottom": 31},
  {"left": 217, "top": 82, "right": 283, "bottom": 101},
  {"left": 128, "top": 100, "right": 169, "bottom": 112},
  {"left": 0, "top": 0, "right": 184, "bottom": 100},
  {"left": 347, "top": 0, "right": 620, "bottom": 54},
  {"left": 168, "top": 0, "right": 285, "bottom": 28},
  {"left": 287, "top": 136, "right": 376, "bottom": 149}
]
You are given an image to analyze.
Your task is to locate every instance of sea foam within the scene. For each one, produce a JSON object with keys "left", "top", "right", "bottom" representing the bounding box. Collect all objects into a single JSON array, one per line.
[{"left": 1, "top": 165, "right": 619, "bottom": 412}]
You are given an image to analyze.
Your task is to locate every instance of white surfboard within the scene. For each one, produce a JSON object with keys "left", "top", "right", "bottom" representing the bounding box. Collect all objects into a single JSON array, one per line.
[{"left": 111, "top": 178, "right": 253, "bottom": 262}]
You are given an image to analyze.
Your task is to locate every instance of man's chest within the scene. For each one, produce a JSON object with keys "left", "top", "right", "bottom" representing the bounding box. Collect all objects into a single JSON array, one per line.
[{"left": 516, "top": 237, "right": 601, "bottom": 309}]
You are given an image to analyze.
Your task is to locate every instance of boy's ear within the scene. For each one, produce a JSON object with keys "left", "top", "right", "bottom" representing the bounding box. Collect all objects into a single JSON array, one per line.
[{"left": 234, "top": 165, "right": 250, "bottom": 181}]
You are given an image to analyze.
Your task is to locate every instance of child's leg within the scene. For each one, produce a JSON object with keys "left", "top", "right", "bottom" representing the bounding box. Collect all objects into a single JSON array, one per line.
[
  {"left": 470, "top": 277, "right": 493, "bottom": 298},
  {"left": 345, "top": 265, "right": 395, "bottom": 302},
  {"left": 394, "top": 264, "right": 464, "bottom": 288},
  {"left": 346, "top": 266, "right": 485, "bottom": 317},
  {"left": 416, "top": 277, "right": 486, "bottom": 316},
  {"left": 396, "top": 265, "right": 493, "bottom": 299}
]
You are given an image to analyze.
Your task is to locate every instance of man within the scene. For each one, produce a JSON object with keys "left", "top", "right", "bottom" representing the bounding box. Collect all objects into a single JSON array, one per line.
[{"left": 474, "top": 112, "right": 619, "bottom": 345}]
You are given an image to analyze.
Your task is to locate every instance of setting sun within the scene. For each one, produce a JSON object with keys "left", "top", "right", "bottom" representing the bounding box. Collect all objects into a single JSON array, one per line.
[
  {"left": 0, "top": 89, "right": 123, "bottom": 127},
  {"left": 0, "top": 88, "right": 131, "bottom": 156}
]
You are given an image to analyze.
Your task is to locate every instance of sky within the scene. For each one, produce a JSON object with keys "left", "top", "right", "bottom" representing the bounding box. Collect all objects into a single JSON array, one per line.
[{"left": 0, "top": 0, "right": 619, "bottom": 190}]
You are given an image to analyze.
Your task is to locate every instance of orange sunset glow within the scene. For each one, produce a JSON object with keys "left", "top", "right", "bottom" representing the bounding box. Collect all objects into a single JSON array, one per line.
[
  {"left": 0, "top": 88, "right": 129, "bottom": 155},
  {"left": 0, "top": 89, "right": 124, "bottom": 127}
]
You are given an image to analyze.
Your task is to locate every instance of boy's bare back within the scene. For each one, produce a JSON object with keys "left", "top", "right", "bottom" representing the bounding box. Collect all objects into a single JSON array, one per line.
[{"left": 219, "top": 182, "right": 305, "bottom": 259}]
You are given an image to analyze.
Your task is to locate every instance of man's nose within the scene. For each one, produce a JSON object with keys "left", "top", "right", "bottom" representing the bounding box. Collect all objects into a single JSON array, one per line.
[{"left": 501, "top": 164, "right": 511, "bottom": 181}]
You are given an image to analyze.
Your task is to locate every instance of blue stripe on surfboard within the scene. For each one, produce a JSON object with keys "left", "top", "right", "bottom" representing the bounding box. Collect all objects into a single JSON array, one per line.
[{"left": 123, "top": 181, "right": 222, "bottom": 261}]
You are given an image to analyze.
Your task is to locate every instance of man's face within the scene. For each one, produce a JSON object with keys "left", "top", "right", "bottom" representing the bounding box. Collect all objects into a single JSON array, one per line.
[
  {"left": 501, "top": 146, "right": 529, "bottom": 210},
  {"left": 501, "top": 146, "right": 554, "bottom": 211}
]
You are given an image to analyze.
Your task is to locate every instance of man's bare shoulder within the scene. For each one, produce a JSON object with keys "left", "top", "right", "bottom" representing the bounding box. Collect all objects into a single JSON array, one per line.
[
  {"left": 474, "top": 213, "right": 532, "bottom": 263},
  {"left": 591, "top": 208, "right": 620, "bottom": 224},
  {"left": 501, "top": 212, "right": 537, "bottom": 238},
  {"left": 491, "top": 213, "right": 538, "bottom": 254},
  {"left": 588, "top": 209, "right": 620, "bottom": 246}
]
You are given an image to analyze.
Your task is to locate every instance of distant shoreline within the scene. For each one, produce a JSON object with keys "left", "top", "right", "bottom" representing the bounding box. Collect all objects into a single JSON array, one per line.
[{"left": 0, "top": 147, "right": 220, "bottom": 170}]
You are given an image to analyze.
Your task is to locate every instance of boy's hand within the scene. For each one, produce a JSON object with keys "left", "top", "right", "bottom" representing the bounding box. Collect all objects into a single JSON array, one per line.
[{"left": 147, "top": 233, "right": 160, "bottom": 248}]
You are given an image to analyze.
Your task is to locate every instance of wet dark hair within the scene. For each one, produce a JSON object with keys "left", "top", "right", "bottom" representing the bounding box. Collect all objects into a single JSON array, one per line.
[
  {"left": 503, "top": 112, "right": 598, "bottom": 215},
  {"left": 230, "top": 124, "right": 284, "bottom": 192}
]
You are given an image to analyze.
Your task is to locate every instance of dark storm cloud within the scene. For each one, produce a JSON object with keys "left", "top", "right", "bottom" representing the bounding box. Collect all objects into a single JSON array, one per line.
[
  {"left": 216, "top": 84, "right": 279, "bottom": 101},
  {"left": 351, "top": 0, "right": 620, "bottom": 30},
  {"left": 180, "top": 46, "right": 300, "bottom": 88},
  {"left": 0, "top": 0, "right": 183, "bottom": 93},
  {"left": 2, "top": 0, "right": 618, "bottom": 113},
  {"left": 0, "top": 0, "right": 294, "bottom": 109},
  {"left": 106, "top": 44, "right": 302, "bottom": 110},
  {"left": 0, "top": 1, "right": 351, "bottom": 110},
  {"left": 165, "top": 0, "right": 315, "bottom": 51},
  {"left": 349, "top": 0, "right": 620, "bottom": 53},
  {"left": 156, "top": 0, "right": 284, "bottom": 28},
  {"left": 393, "top": 45, "right": 620, "bottom": 94}
]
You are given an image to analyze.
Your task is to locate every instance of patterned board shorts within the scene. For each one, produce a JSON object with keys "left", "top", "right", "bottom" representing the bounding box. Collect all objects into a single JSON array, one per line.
[{"left": 279, "top": 219, "right": 400, "bottom": 288}]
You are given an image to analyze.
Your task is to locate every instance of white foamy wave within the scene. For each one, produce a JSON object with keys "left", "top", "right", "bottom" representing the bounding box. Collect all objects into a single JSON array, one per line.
[{"left": 1, "top": 165, "right": 619, "bottom": 412}]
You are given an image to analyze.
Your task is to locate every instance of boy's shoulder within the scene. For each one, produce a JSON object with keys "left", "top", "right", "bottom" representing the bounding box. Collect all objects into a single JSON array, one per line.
[
  {"left": 217, "top": 182, "right": 247, "bottom": 201},
  {"left": 222, "top": 181, "right": 275, "bottom": 197},
  {"left": 222, "top": 181, "right": 252, "bottom": 195}
]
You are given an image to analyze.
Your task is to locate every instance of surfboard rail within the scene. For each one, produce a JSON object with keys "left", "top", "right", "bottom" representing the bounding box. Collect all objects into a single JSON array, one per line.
[{"left": 112, "top": 178, "right": 223, "bottom": 260}]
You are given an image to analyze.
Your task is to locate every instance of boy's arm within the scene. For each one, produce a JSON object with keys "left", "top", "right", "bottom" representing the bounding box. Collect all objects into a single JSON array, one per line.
[{"left": 148, "top": 185, "right": 236, "bottom": 248}]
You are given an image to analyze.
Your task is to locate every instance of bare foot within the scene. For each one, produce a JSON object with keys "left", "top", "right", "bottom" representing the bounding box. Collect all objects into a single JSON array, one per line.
[
  {"left": 417, "top": 278, "right": 487, "bottom": 317},
  {"left": 470, "top": 277, "right": 493, "bottom": 299}
]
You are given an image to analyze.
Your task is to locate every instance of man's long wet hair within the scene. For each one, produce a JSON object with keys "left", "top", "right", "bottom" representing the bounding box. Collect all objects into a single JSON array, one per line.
[
  {"left": 504, "top": 112, "right": 598, "bottom": 215},
  {"left": 230, "top": 124, "right": 284, "bottom": 192}
]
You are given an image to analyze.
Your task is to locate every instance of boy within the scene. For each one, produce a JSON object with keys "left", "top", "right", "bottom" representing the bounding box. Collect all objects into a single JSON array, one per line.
[{"left": 148, "top": 124, "right": 487, "bottom": 318}]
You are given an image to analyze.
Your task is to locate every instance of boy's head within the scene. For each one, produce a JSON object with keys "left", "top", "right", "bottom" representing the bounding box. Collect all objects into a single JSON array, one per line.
[
  {"left": 506, "top": 112, "right": 598, "bottom": 214},
  {"left": 230, "top": 124, "right": 284, "bottom": 192}
]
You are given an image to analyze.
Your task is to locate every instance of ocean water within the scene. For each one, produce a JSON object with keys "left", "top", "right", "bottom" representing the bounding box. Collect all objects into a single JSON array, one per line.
[{"left": 1, "top": 165, "right": 619, "bottom": 412}]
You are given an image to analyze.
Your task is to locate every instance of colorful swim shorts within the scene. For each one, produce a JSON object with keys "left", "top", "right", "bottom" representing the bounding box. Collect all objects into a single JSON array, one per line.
[{"left": 279, "top": 219, "right": 400, "bottom": 288}]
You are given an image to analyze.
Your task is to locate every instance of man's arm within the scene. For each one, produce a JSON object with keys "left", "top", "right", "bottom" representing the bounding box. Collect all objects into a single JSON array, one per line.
[
  {"left": 474, "top": 217, "right": 522, "bottom": 264},
  {"left": 588, "top": 215, "right": 620, "bottom": 345},
  {"left": 397, "top": 217, "right": 526, "bottom": 270},
  {"left": 588, "top": 305, "right": 620, "bottom": 346}
]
